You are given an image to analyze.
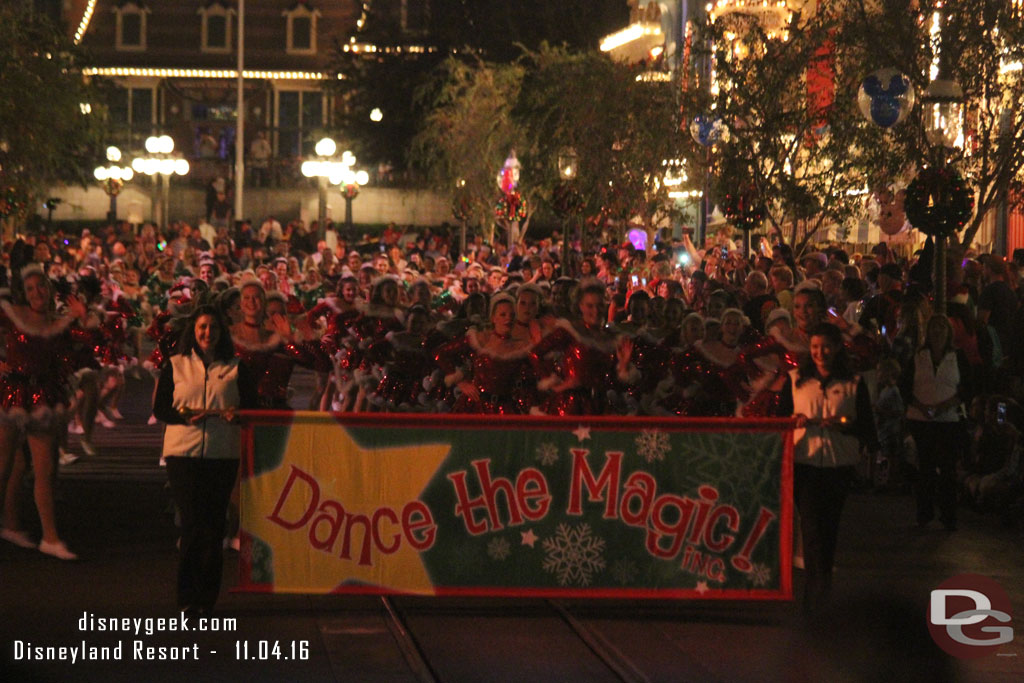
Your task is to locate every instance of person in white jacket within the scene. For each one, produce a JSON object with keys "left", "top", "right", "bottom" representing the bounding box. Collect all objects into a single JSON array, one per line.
[
  {"left": 153, "top": 305, "right": 256, "bottom": 616},
  {"left": 903, "top": 314, "right": 969, "bottom": 531},
  {"left": 778, "top": 323, "right": 878, "bottom": 610}
]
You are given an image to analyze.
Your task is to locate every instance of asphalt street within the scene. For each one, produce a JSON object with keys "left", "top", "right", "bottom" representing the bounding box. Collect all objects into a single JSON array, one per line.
[{"left": 1, "top": 369, "right": 1021, "bottom": 682}]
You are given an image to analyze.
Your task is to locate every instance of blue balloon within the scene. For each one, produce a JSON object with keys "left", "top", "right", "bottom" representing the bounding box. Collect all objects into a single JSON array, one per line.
[
  {"left": 857, "top": 69, "right": 915, "bottom": 129},
  {"left": 690, "top": 115, "right": 729, "bottom": 147}
]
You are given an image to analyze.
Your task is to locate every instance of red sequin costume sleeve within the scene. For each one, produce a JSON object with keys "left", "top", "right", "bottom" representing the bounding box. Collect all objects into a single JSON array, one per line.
[
  {"left": 0, "top": 301, "right": 79, "bottom": 429},
  {"left": 447, "top": 329, "right": 536, "bottom": 414},
  {"left": 234, "top": 333, "right": 332, "bottom": 409}
]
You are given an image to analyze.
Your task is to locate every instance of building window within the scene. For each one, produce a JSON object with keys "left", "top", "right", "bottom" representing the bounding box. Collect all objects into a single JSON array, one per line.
[
  {"left": 198, "top": 1, "right": 235, "bottom": 53},
  {"left": 114, "top": 2, "right": 149, "bottom": 51},
  {"left": 108, "top": 86, "right": 155, "bottom": 147},
  {"left": 283, "top": 3, "right": 319, "bottom": 55},
  {"left": 276, "top": 90, "right": 325, "bottom": 157}
]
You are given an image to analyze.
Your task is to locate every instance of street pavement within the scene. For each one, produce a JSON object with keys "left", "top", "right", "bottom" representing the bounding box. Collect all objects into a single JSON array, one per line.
[{"left": 1, "top": 370, "right": 1022, "bottom": 682}]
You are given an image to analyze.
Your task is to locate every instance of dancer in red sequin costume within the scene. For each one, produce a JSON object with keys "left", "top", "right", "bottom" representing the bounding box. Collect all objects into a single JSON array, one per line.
[
  {"left": 0, "top": 266, "right": 88, "bottom": 560},
  {"left": 530, "top": 281, "right": 637, "bottom": 416},
  {"left": 437, "top": 295, "right": 536, "bottom": 414}
]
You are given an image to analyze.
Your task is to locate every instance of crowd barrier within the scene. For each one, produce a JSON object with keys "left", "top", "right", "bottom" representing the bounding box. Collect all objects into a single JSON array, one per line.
[{"left": 236, "top": 412, "right": 794, "bottom": 600}]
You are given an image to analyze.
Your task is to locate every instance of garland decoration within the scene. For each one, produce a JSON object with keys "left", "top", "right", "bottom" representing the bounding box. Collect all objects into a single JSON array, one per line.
[
  {"left": 104, "top": 178, "right": 123, "bottom": 197},
  {"left": 0, "top": 182, "right": 27, "bottom": 220},
  {"left": 720, "top": 188, "right": 766, "bottom": 232},
  {"left": 904, "top": 166, "right": 974, "bottom": 237},
  {"left": 494, "top": 191, "right": 527, "bottom": 222},
  {"left": 552, "top": 181, "right": 583, "bottom": 216},
  {"left": 452, "top": 192, "right": 471, "bottom": 222},
  {"left": 341, "top": 184, "right": 360, "bottom": 200}
]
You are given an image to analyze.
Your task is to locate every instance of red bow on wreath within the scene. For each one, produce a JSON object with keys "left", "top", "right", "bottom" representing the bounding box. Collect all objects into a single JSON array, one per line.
[{"left": 495, "top": 191, "right": 527, "bottom": 222}]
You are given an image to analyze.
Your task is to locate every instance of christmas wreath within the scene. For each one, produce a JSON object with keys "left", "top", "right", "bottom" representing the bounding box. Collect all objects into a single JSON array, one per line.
[
  {"left": 721, "top": 189, "right": 767, "bottom": 232},
  {"left": 552, "top": 182, "right": 583, "bottom": 216},
  {"left": 0, "top": 183, "right": 26, "bottom": 220},
  {"left": 903, "top": 166, "right": 974, "bottom": 237},
  {"left": 494, "top": 191, "right": 527, "bottom": 222}
]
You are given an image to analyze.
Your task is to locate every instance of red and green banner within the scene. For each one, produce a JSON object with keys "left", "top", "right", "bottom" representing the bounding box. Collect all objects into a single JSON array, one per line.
[{"left": 237, "top": 413, "right": 794, "bottom": 600}]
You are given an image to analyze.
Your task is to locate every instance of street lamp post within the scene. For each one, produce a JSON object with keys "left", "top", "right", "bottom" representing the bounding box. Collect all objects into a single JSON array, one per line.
[
  {"left": 556, "top": 148, "right": 578, "bottom": 274},
  {"left": 131, "top": 136, "right": 189, "bottom": 229},
  {"left": 94, "top": 146, "right": 134, "bottom": 225},
  {"left": 302, "top": 139, "right": 367, "bottom": 240},
  {"left": 921, "top": 74, "right": 965, "bottom": 316},
  {"left": 496, "top": 151, "right": 523, "bottom": 255},
  {"left": 340, "top": 169, "right": 370, "bottom": 233}
]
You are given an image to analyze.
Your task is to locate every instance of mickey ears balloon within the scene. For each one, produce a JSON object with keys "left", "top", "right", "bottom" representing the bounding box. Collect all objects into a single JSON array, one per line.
[
  {"left": 690, "top": 115, "right": 730, "bottom": 147},
  {"left": 857, "top": 68, "right": 916, "bottom": 129}
]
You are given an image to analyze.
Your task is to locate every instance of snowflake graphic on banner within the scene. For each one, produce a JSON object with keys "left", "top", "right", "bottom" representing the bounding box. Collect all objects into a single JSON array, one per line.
[
  {"left": 542, "top": 523, "right": 606, "bottom": 586},
  {"left": 749, "top": 563, "right": 772, "bottom": 587},
  {"left": 535, "top": 442, "right": 559, "bottom": 466},
  {"left": 635, "top": 429, "right": 670, "bottom": 463},
  {"left": 487, "top": 537, "right": 511, "bottom": 561},
  {"left": 610, "top": 558, "right": 639, "bottom": 585}
]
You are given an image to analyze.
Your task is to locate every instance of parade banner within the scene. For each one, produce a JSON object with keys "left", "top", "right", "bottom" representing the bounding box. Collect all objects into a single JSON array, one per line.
[{"left": 237, "top": 413, "right": 793, "bottom": 600}]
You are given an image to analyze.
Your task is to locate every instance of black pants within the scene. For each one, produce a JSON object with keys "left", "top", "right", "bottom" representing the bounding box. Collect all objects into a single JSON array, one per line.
[
  {"left": 794, "top": 464, "right": 853, "bottom": 608},
  {"left": 907, "top": 420, "right": 961, "bottom": 527},
  {"left": 166, "top": 457, "right": 239, "bottom": 611}
]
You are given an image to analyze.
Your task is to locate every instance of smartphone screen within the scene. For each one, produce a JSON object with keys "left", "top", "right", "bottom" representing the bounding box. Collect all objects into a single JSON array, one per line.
[
  {"left": 631, "top": 275, "right": 639, "bottom": 286},
  {"left": 997, "top": 402, "right": 1007, "bottom": 424}
]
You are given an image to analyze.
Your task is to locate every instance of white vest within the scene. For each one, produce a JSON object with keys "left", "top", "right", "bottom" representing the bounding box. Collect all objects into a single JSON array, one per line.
[
  {"left": 790, "top": 368, "right": 862, "bottom": 468},
  {"left": 906, "top": 349, "right": 960, "bottom": 422},
  {"left": 161, "top": 354, "right": 242, "bottom": 460}
]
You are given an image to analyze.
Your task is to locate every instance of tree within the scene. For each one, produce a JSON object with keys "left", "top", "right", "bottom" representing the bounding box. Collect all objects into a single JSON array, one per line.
[
  {"left": 842, "top": 0, "right": 1024, "bottom": 248},
  {"left": 327, "top": 0, "right": 628, "bottom": 181},
  {"left": 411, "top": 55, "right": 524, "bottom": 245},
  {"left": 515, "top": 46, "right": 684, "bottom": 243},
  {"left": 0, "top": 3, "right": 108, "bottom": 224},
  {"left": 412, "top": 45, "right": 685, "bottom": 248},
  {"left": 680, "top": 4, "right": 871, "bottom": 254},
  {"left": 681, "top": 0, "right": 1024, "bottom": 251}
]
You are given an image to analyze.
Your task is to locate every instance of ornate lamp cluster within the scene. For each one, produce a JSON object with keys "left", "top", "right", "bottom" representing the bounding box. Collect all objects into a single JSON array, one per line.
[{"left": 93, "top": 146, "right": 134, "bottom": 197}]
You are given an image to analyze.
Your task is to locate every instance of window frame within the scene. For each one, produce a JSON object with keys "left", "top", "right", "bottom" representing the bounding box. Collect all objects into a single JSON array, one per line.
[
  {"left": 282, "top": 3, "right": 320, "bottom": 55},
  {"left": 114, "top": 1, "right": 149, "bottom": 52},
  {"left": 198, "top": 1, "right": 236, "bottom": 54}
]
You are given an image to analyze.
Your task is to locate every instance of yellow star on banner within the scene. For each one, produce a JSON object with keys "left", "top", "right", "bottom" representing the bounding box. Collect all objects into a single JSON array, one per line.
[{"left": 241, "top": 415, "right": 450, "bottom": 594}]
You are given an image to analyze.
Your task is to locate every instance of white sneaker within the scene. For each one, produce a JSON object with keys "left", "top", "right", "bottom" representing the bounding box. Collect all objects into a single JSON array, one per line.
[
  {"left": 38, "top": 539, "right": 78, "bottom": 560},
  {"left": 68, "top": 421, "right": 85, "bottom": 435},
  {"left": 59, "top": 448, "right": 79, "bottom": 466},
  {"left": 81, "top": 440, "right": 97, "bottom": 456},
  {"left": 1, "top": 528, "right": 36, "bottom": 549},
  {"left": 96, "top": 414, "right": 116, "bottom": 429}
]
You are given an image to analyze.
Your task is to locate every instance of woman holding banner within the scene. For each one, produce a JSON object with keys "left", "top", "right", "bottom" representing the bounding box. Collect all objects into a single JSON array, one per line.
[
  {"left": 776, "top": 322, "right": 877, "bottom": 610},
  {"left": 153, "top": 305, "right": 256, "bottom": 615}
]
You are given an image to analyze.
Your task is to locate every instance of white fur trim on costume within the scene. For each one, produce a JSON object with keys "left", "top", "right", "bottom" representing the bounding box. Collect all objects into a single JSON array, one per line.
[
  {"left": 550, "top": 317, "right": 618, "bottom": 354},
  {"left": 231, "top": 331, "right": 284, "bottom": 352},
  {"left": 0, "top": 301, "right": 75, "bottom": 338},
  {"left": 537, "top": 374, "right": 561, "bottom": 392},
  {"left": 466, "top": 328, "right": 531, "bottom": 359}
]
